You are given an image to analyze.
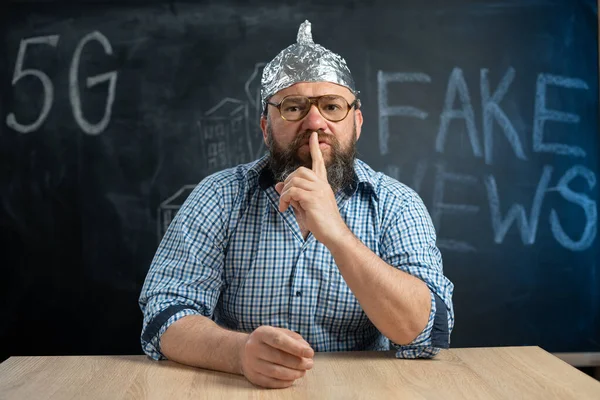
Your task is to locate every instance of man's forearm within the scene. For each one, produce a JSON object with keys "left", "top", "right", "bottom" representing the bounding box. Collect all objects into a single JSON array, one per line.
[
  {"left": 160, "top": 315, "right": 248, "bottom": 374},
  {"left": 326, "top": 230, "right": 432, "bottom": 345}
]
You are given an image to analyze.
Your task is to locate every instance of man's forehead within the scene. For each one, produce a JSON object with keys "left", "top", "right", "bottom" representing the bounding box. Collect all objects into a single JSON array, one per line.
[{"left": 273, "top": 82, "right": 355, "bottom": 99}]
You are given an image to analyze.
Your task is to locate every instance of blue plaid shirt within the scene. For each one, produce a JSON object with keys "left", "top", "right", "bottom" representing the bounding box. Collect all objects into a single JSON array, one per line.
[{"left": 139, "top": 155, "right": 454, "bottom": 360}]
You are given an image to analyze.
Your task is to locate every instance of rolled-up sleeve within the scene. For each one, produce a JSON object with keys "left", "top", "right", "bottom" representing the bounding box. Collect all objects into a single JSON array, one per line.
[
  {"left": 138, "top": 180, "right": 228, "bottom": 360},
  {"left": 379, "top": 189, "right": 455, "bottom": 359}
]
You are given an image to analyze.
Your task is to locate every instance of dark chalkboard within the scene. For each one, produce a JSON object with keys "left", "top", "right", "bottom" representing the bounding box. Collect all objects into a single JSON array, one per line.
[{"left": 2, "top": 0, "right": 599, "bottom": 361}]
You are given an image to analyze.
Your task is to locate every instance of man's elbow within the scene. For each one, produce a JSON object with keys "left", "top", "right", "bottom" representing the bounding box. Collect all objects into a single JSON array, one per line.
[{"left": 386, "top": 323, "right": 425, "bottom": 346}]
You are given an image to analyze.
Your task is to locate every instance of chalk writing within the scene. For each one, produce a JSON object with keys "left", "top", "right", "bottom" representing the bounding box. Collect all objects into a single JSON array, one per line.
[
  {"left": 436, "top": 67, "right": 483, "bottom": 158},
  {"left": 377, "top": 71, "right": 431, "bottom": 155},
  {"left": 6, "top": 35, "right": 59, "bottom": 133},
  {"left": 550, "top": 165, "right": 597, "bottom": 251},
  {"left": 432, "top": 162, "right": 479, "bottom": 252},
  {"left": 385, "top": 165, "right": 401, "bottom": 181},
  {"left": 485, "top": 166, "right": 552, "bottom": 245},
  {"left": 6, "top": 31, "right": 117, "bottom": 135},
  {"left": 385, "top": 160, "right": 428, "bottom": 193},
  {"left": 533, "top": 74, "right": 589, "bottom": 157},
  {"left": 481, "top": 67, "right": 527, "bottom": 165},
  {"left": 69, "top": 31, "right": 117, "bottom": 135},
  {"left": 378, "top": 67, "right": 597, "bottom": 252},
  {"left": 410, "top": 159, "right": 429, "bottom": 193}
]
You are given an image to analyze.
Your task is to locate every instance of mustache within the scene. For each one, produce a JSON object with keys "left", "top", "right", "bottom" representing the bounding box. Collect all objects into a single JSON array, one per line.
[
  {"left": 292, "top": 130, "right": 338, "bottom": 149},
  {"left": 266, "top": 122, "right": 357, "bottom": 193}
]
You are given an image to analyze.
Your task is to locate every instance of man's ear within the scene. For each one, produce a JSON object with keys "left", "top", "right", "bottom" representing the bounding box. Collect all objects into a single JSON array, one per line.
[
  {"left": 354, "top": 109, "right": 363, "bottom": 141},
  {"left": 260, "top": 115, "right": 268, "bottom": 146}
]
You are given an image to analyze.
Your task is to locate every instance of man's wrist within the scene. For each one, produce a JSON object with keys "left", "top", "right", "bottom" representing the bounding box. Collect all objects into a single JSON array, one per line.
[
  {"left": 322, "top": 224, "right": 357, "bottom": 255},
  {"left": 232, "top": 331, "right": 249, "bottom": 376}
]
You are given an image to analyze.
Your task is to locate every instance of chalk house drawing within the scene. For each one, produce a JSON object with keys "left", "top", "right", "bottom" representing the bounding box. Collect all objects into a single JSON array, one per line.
[{"left": 158, "top": 63, "right": 266, "bottom": 241}]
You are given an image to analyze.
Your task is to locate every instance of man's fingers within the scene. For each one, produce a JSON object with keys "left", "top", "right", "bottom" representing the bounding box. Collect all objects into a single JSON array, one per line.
[
  {"left": 280, "top": 330, "right": 314, "bottom": 356},
  {"left": 282, "top": 167, "right": 318, "bottom": 184},
  {"left": 279, "top": 187, "right": 309, "bottom": 213},
  {"left": 282, "top": 177, "right": 314, "bottom": 194},
  {"left": 290, "top": 200, "right": 302, "bottom": 214},
  {"left": 254, "top": 359, "right": 307, "bottom": 381},
  {"left": 281, "top": 329, "right": 307, "bottom": 341},
  {"left": 251, "top": 371, "right": 296, "bottom": 389},
  {"left": 278, "top": 191, "right": 293, "bottom": 213},
  {"left": 278, "top": 186, "right": 298, "bottom": 212},
  {"left": 258, "top": 346, "right": 314, "bottom": 371},
  {"left": 309, "top": 131, "right": 327, "bottom": 181},
  {"left": 275, "top": 182, "right": 284, "bottom": 194},
  {"left": 275, "top": 174, "right": 313, "bottom": 209},
  {"left": 262, "top": 329, "right": 313, "bottom": 359}
]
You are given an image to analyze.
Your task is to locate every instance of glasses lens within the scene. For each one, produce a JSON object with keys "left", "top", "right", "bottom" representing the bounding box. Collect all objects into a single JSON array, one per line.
[
  {"left": 280, "top": 96, "right": 310, "bottom": 121},
  {"left": 317, "top": 95, "right": 348, "bottom": 121}
]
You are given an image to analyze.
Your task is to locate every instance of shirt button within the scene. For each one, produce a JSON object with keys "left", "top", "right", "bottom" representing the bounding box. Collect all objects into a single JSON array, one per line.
[{"left": 296, "top": 291, "right": 302, "bottom": 297}]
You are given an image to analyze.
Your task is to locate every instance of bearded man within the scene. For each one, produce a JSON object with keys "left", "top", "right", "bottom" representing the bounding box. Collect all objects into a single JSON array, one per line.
[{"left": 139, "top": 20, "right": 454, "bottom": 389}]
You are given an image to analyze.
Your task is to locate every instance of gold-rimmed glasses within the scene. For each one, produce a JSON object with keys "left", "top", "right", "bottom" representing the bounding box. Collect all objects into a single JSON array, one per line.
[{"left": 266, "top": 94, "right": 360, "bottom": 122}]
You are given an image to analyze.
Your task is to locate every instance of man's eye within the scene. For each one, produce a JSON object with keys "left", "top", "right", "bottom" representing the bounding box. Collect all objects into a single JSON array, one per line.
[{"left": 285, "top": 105, "right": 307, "bottom": 112}]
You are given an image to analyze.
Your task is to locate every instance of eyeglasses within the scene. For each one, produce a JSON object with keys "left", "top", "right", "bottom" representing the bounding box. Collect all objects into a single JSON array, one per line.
[{"left": 266, "top": 94, "right": 360, "bottom": 122}]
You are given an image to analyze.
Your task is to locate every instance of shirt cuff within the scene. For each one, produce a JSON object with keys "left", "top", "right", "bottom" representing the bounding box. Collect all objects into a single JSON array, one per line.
[
  {"left": 141, "top": 306, "right": 202, "bottom": 360},
  {"left": 390, "top": 290, "right": 450, "bottom": 359}
]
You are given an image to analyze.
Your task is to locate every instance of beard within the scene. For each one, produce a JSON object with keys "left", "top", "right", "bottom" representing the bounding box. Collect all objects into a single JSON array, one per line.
[{"left": 266, "top": 118, "right": 357, "bottom": 194}]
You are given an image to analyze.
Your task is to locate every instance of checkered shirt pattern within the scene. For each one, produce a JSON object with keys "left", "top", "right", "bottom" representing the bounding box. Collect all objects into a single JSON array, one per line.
[{"left": 139, "top": 155, "right": 454, "bottom": 360}]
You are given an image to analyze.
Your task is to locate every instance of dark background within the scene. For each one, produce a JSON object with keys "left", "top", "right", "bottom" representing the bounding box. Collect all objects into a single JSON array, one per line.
[{"left": 1, "top": 0, "right": 599, "bottom": 363}]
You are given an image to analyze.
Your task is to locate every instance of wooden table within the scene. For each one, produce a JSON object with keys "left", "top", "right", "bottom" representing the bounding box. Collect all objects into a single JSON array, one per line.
[{"left": 1, "top": 346, "right": 599, "bottom": 399}]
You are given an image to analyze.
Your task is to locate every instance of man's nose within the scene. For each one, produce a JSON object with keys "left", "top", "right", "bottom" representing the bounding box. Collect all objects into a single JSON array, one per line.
[{"left": 301, "top": 104, "right": 327, "bottom": 132}]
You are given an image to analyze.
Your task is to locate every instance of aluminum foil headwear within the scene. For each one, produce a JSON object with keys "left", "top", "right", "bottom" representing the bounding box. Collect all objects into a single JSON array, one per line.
[{"left": 260, "top": 20, "right": 359, "bottom": 113}]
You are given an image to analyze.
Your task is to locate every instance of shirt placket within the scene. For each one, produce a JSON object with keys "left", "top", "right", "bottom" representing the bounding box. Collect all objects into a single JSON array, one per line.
[{"left": 288, "top": 248, "right": 306, "bottom": 335}]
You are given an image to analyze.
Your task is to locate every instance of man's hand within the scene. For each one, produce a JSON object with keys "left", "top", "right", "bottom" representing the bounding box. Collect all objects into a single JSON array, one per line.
[
  {"left": 239, "top": 326, "right": 314, "bottom": 389},
  {"left": 275, "top": 131, "right": 351, "bottom": 246}
]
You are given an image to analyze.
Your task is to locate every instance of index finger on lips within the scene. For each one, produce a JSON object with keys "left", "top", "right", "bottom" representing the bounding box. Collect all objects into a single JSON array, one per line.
[{"left": 309, "top": 131, "right": 327, "bottom": 181}]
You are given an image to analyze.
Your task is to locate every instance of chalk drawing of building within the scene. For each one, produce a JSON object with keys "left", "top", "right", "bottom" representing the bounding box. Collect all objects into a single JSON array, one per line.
[
  {"left": 245, "top": 62, "right": 268, "bottom": 159},
  {"left": 157, "top": 63, "right": 267, "bottom": 242},
  {"left": 198, "top": 98, "right": 250, "bottom": 174},
  {"left": 157, "top": 184, "right": 197, "bottom": 241}
]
